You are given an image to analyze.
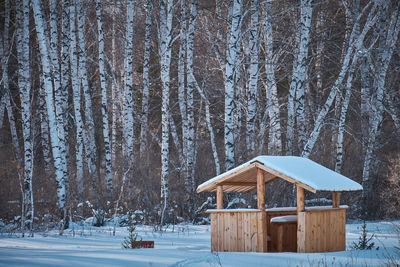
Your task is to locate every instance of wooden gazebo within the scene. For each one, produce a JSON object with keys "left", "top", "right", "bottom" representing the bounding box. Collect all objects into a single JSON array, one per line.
[{"left": 197, "top": 156, "right": 362, "bottom": 253}]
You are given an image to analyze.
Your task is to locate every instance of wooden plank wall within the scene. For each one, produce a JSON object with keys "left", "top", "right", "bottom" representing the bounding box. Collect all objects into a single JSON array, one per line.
[
  {"left": 297, "top": 208, "right": 346, "bottom": 253},
  {"left": 210, "top": 211, "right": 267, "bottom": 252}
]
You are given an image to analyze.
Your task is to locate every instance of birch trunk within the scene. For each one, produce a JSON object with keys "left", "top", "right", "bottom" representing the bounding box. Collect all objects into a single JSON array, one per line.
[
  {"left": 335, "top": 54, "right": 358, "bottom": 173},
  {"left": 259, "top": 1, "right": 282, "bottom": 155},
  {"left": 246, "top": 0, "right": 259, "bottom": 155},
  {"left": 17, "top": 0, "right": 34, "bottom": 234},
  {"left": 32, "top": 0, "right": 68, "bottom": 228},
  {"left": 77, "top": 0, "right": 97, "bottom": 179},
  {"left": 362, "top": 3, "right": 400, "bottom": 210},
  {"left": 122, "top": 0, "right": 136, "bottom": 202},
  {"left": 159, "top": 0, "right": 173, "bottom": 226},
  {"left": 287, "top": 0, "right": 312, "bottom": 154},
  {"left": 177, "top": 0, "right": 188, "bottom": 172},
  {"left": 122, "top": 0, "right": 136, "bottom": 162},
  {"left": 96, "top": 0, "right": 113, "bottom": 198},
  {"left": 50, "top": 0, "right": 69, "bottom": 183},
  {"left": 185, "top": 0, "right": 197, "bottom": 214},
  {"left": 139, "top": 0, "right": 153, "bottom": 156},
  {"left": 224, "top": 0, "right": 242, "bottom": 171},
  {"left": 69, "top": 0, "right": 85, "bottom": 200},
  {"left": 39, "top": 74, "right": 52, "bottom": 172}
]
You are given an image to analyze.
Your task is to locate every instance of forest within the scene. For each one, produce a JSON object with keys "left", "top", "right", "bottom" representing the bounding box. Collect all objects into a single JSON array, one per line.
[{"left": 0, "top": 0, "right": 399, "bottom": 234}]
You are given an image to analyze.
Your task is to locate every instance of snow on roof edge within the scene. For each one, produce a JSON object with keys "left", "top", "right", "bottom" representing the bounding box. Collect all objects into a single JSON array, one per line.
[{"left": 197, "top": 156, "right": 363, "bottom": 192}]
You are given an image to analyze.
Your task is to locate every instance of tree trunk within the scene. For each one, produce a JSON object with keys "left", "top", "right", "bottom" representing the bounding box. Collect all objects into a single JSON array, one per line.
[
  {"left": 32, "top": 0, "right": 68, "bottom": 229},
  {"left": 245, "top": 0, "right": 259, "bottom": 156},
  {"left": 96, "top": 0, "right": 113, "bottom": 199},
  {"left": 224, "top": 0, "right": 242, "bottom": 171},
  {"left": 139, "top": 0, "right": 153, "bottom": 156},
  {"left": 159, "top": 0, "right": 174, "bottom": 226}
]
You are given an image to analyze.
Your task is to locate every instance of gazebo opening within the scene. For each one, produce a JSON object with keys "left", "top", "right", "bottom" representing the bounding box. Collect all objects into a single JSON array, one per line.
[{"left": 196, "top": 156, "right": 362, "bottom": 253}]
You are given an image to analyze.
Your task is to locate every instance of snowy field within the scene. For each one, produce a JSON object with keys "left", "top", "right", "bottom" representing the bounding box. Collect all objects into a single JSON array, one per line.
[{"left": 0, "top": 221, "right": 399, "bottom": 267}]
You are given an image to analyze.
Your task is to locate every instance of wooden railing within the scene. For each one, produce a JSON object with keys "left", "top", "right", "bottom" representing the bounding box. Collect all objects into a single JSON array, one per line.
[
  {"left": 206, "top": 209, "right": 267, "bottom": 252},
  {"left": 297, "top": 206, "right": 347, "bottom": 252}
]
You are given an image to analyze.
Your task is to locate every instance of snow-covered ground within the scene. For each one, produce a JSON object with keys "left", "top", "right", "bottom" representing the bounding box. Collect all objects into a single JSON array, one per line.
[{"left": 0, "top": 220, "right": 399, "bottom": 266}]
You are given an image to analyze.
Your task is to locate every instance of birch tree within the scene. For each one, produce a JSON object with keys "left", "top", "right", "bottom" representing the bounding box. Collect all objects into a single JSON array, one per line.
[
  {"left": 77, "top": 0, "right": 97, "bottom": 182},
  {"left": 69, "top": 0, "right": 85, "bottom": 199},
  {"left": 185, "top": 0, "right": 197, "bottom": 214},
  {"left": 159, "top": 0, "right": 173, "bottom": 226},
  {"left": 362, "top": 2, "right": 400, "bottom": 210},
  {"left": 32, "top": 0, "right": 68, "bottom": 228},
  {"left": 224, "top": 0, "right": 242, "bottom": 171},
  {"left": 246, "top": 0, "right": 259, "bottom": 155},
  {"left": 286, "top": 0, "right": 312, "bottom": 155},
  {"left": 96, "top": 0, "right": 113, "bottom": 198},
  {"left": 49, "top": 0, "right": 69, "bottom": 182},
  {"left": 259, "top": 0, "right": 282, "bottom": 155},
  {"left": 122, "top": 0, "right": 136, "bottom": 173},
  {"left": 139, "top": 0, "right": 153, "bottom": 156},
  {"left": 17, "top": 0, "right": 34, "bottom": 234}
]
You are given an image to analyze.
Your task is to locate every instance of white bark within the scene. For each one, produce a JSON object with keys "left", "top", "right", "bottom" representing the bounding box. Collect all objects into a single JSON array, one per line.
[
  {"left": 362, "top": 4, "right": 400, "bottom": 205},
  {"left": 335, "top": 53, "right": 359, "bottom": 173},
  {"left": 69, "top": 0, "right": 84, "bottom": 199},
  {"left": 159, "top": 0, "right": 173, "bottom": 226},
  {"left": 287, "top": 0, "right": 312, "bottom": 155},
  {"left": 17, "top": 0, "right": 34, "bottom": 234},
  {"left": 122, "top": 0, "right": 136, "bottom": 163},
  {"left": 246, "top": 0, "right": 259, "bottom": 155},
  {"left": 302, "top": 2, "right": 380, "bottom": 158},
  {"left": 50, "top": 0, "right": 69, "bottom": 182},
  {"left": 32, "top": 0, "right": 67, "bottom": 224},
  {"left": 177, "top": 0, "right": 188, "bottom": 172},
  {"left": 39, "top": 74, "right": 52, "bottom": 172},
  {"left": 185, "top": 0, "right": 197, "bottom": 212},
  {"left": 259, "top": 1, "right": 282, "bottom": 155},
  {"left": 96, "top": 0, "right": 113, "bottom": 198},
  {"left": 77, "top": 1, "right": 97, "bottom": 178},
  {"left": 224, "top": 0, "right": 242, "bottom": 171},
  {"left": 139, "top": 0, "right": 153, "bottom": 156}
]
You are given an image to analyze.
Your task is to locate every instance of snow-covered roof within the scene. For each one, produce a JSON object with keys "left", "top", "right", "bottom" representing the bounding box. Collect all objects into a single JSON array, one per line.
[{"left": 196, "top": 156, "right": 363, "bottom": 193}]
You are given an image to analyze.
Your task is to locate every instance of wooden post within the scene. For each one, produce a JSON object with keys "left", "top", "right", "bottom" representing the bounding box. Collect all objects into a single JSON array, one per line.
[
  {"left": 296, "top": 185, "right": 305, "bottom": 215},
  {"left": 257, "top": 168, "right": 265, "bottom": 210},
  {"left": 216, "top": 185, "right": 223, "bottom": 209},
  {"left": 332, "top": 192, "right": 340, "bottom": 208}
]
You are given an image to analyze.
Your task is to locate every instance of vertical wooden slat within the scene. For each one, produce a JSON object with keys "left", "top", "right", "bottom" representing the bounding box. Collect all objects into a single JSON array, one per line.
[
  {"left": 216, "top": 185, "right": 223, "bottom": 209},
  {"left": 229, "top": 212, "right": 238, "bottom": 251},
  {"left": 243, "top": 212, "right": 251, "bottom": 252},
  {"left": 296, "top": 186, "right": 305, "bottom": 215},
  {"left": 251, "top": 213, "right": 258, "bottom": 252},
  {"left": 237, "top": 212, "right": 244, "bottom": 252},
  {"left": 218, "top": 213, "right": 224, "bottom": 251},
  {"left": 257, "top": 168, "right": 265, "bottom": 210},
  {"left": 211, "top": 213, "right": 217, "bottom": 251}
]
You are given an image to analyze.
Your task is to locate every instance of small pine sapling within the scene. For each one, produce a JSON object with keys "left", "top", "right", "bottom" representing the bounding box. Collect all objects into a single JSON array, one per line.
[
  {"left": 352, "top": 220, "right": 376, "bottom": 250},
  {"left": 122, "top": 212, "right": 141, "bottom": 249}
]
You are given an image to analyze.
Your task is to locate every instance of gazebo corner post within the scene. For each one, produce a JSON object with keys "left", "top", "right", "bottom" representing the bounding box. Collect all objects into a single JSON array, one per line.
[
  {"left": 256, "top": 168, "right": 265, "bottom": 210},
  {"left": 296, "top": 185, "right": 305, "bottom": 215},
  {"left": 216, "top": 185, "right": 223, "bottom": 209},
  {"left": 256, "top": 167, "right": 267, "bottom": 252},
  {"left": 332, "top": 192, "right": 340, "bottom": 208}
]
